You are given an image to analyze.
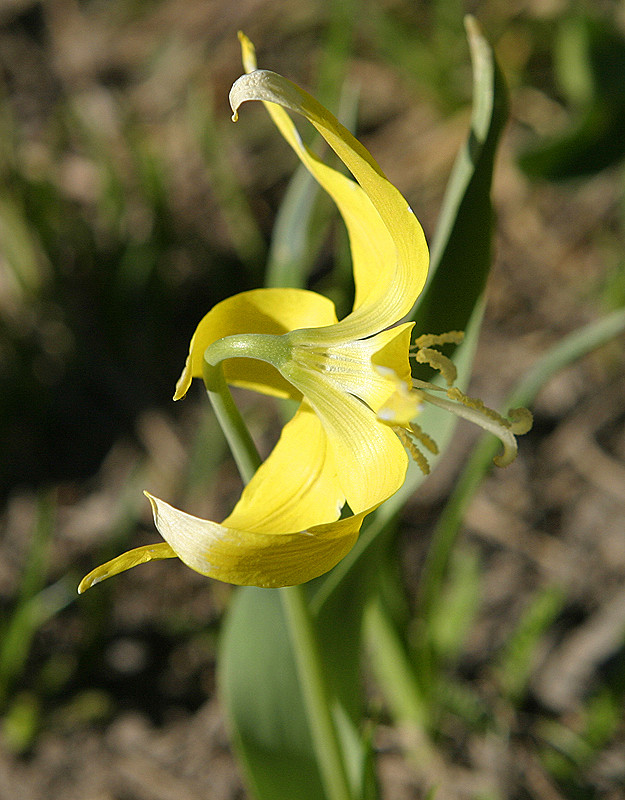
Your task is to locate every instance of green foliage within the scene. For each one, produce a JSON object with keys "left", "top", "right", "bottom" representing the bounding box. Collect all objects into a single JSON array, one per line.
[
  {"left": 495, "top": 585, "right": 566, "bottom": 704},
  {"left": 220, "top": 588, "right": 327, "bottom": 800},
  {"left": 427, "top": 547, "right": 482, "bottom": 664},
  {"left": 0, "top": 58, "right": 251, "bottom": 495},
  {"left": 520, "top": 15, "right": 625, "bottom": 179},
  {"left": 362, "top": 0, "right": 470, "bottom": 111},
  {"left": 0, "top": 494, "right": 56, "bottom": 706},
  {"left": 538, "top": 686, "right": 622, "bottom": 790}
]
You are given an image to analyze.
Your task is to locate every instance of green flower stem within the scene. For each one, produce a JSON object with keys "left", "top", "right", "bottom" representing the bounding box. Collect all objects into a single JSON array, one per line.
[
  {"left": 202, "top": 357, "right": 261, "bottom": 481},
  {"left": 202, "top": 333, "right": 289, "bottom": 481},
  {"left": 202, "top": 344, "right": 353, "bottom": 800},
  {"left": 280, "top": 585, "right": 354, "bottom": 800}
]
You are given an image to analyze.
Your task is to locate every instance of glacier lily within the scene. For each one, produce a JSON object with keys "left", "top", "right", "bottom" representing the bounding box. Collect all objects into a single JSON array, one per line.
[{"left": 78, "top": 34, "right": 530, "bottom": 594}]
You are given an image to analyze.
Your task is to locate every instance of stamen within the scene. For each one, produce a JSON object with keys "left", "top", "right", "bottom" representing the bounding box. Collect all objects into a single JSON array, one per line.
[
  {"left": 379, "top": 328, "right": 532, "bottom": 470},
  {"left": 416, "top": 387, "right": 520, "bottom": 468},
  {"left": 412, "top": 377, "right": 448, "bottom": 394},
  {"left": 414, "top": 347, "right": 457, "bottom": 387},
  {"left": 410, "top": 331, "right": 464, "bottom": 387},
  {"left": 394, "top": 426, "right": 431, "bottom": 475},
  {"left": 412, "top": 331, "right": 465, "bottom": 349},
  {"left": 409, "top": 421, "right": 439, "bottom": 455}
]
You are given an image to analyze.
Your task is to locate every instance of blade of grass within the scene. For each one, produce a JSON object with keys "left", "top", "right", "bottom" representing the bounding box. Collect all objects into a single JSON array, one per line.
[
  {"left": 314, "top": 0, "right": 358, "bottom": 113},
  {"left": 0, "top": 493, "right": 56, "bottom": 706},
  {"left": 264, "top": 164, "right": 322, "bottom": 289},
  {"left": 495, "top": 585, "right": 566, "bottom": 704},
  {"left": 365, "top": 594, "right": 431, "bottom": 728}
]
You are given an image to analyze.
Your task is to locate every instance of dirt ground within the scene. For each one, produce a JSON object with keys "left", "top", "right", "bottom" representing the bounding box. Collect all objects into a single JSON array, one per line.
[{"left": 1, "top": 1, "right": 624, "bottom": 798}]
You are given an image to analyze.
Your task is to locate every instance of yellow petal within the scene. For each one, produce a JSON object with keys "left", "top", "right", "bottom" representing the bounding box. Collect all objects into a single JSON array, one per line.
[
  {"left": 376, "top": 370, "right": 423, "bottom": 428},
  {"left": 236, "top": 32, "right": 393, "bottom": 315},
  {"left": 174, "top": 288, "right": 337, "bottom": 400},
  {"left": 146, "top": 493, "right": 363, "bottom": 588},
  {"left": 77, "top": 542, "right": 176, "bottom": 594},
  {"left": 230, "top": 66, "right": 429, "bottom": 341},
  {"left": 280, "top": 361, "right": 408, "bottom": 514},
  {"left": 224, "top": 402, "right": 344, "bottom": 533},
  {"left": 313, "top": 321, "right": 414, "bottom": 413}
]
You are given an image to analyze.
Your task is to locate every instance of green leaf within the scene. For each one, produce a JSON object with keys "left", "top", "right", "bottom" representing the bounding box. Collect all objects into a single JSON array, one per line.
[
  {"left": 427, "top": 546, "right": 482, "bottom": 663},
  {"left": 314, "top": 15, "right": 508, "bottom": 741},
  {"left": 219, "top": 587, "right": 326, "bottom": 800},
  {"left": 365, "top": 594, "right": 431, "bottom": 728},
  {"left": 264, "top": 164, "right": 322, "bottom": 289},
  {"left": 220, "top": 585, "right": 376, "bottom": 800},
  {"left": 411, "top": 14, "right": 508, "bottom": 335},
  {"left": 496, "top": 585, "right": 566, "bottom": 704}
]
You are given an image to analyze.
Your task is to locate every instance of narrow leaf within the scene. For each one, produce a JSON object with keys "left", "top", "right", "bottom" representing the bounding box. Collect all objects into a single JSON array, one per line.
[{"left": 219, "top": 587, "right": 326, "bottom": 800}]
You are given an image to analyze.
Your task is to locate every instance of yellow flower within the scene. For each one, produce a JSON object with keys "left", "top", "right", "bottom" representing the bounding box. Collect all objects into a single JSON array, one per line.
[{"left": 78, "top": 34, "right": 530, "bottom": 594}]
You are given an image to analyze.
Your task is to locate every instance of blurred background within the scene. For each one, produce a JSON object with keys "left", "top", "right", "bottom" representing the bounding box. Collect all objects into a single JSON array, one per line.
[{"left": 1, "top": 0, "right": 624, "bottom": 797}]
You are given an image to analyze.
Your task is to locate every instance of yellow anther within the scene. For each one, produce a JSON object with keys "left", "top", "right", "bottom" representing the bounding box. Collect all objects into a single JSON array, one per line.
[
  {"left": 409, "top": 421, "right": 439, "bottom": 455},
  {"left": 413, "top": 331, "right": 464, "bottom": 349},
  {"left": 394, "top": 427, "right": 431, "bottom": 475},
  {"left": 414, "top": 347, "right": 458, "bottom": 387}
]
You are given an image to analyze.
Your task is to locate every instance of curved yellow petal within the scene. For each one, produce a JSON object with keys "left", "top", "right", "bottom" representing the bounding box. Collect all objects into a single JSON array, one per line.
[
  {"left": 237, "top": 34, "right": 396, "bottom": 320},
  {"left": 77, "top": 542, "right": 176, "bottom": 594},
  {"left": 230, "top": 66, "right": 429, "bottom": 341},
  {"left": 174, "top": 287, "right": 338, "bottom": 400},
  {"left": 224, "top": 402, "right": 344, "bottom": 533},
  {"left": 280, "top": 361, "right": 408, "bottom": 514},
  {"left": 146, "top": 493, "right": 363, "bottom": 588}
]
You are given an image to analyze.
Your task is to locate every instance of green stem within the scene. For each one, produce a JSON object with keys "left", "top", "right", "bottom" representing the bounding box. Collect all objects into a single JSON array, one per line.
[
  {"left": 202, "top": 333, "right": 288, "bottom": 481},
  {"left": 202, "top": 346, "right": 353, "bottom": 800},
  {"left": 280, "top": 585, "right": 353, "bottom": 800},
  {"left": 203, "top": 357, "right": 261, "bottom": 481}
]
